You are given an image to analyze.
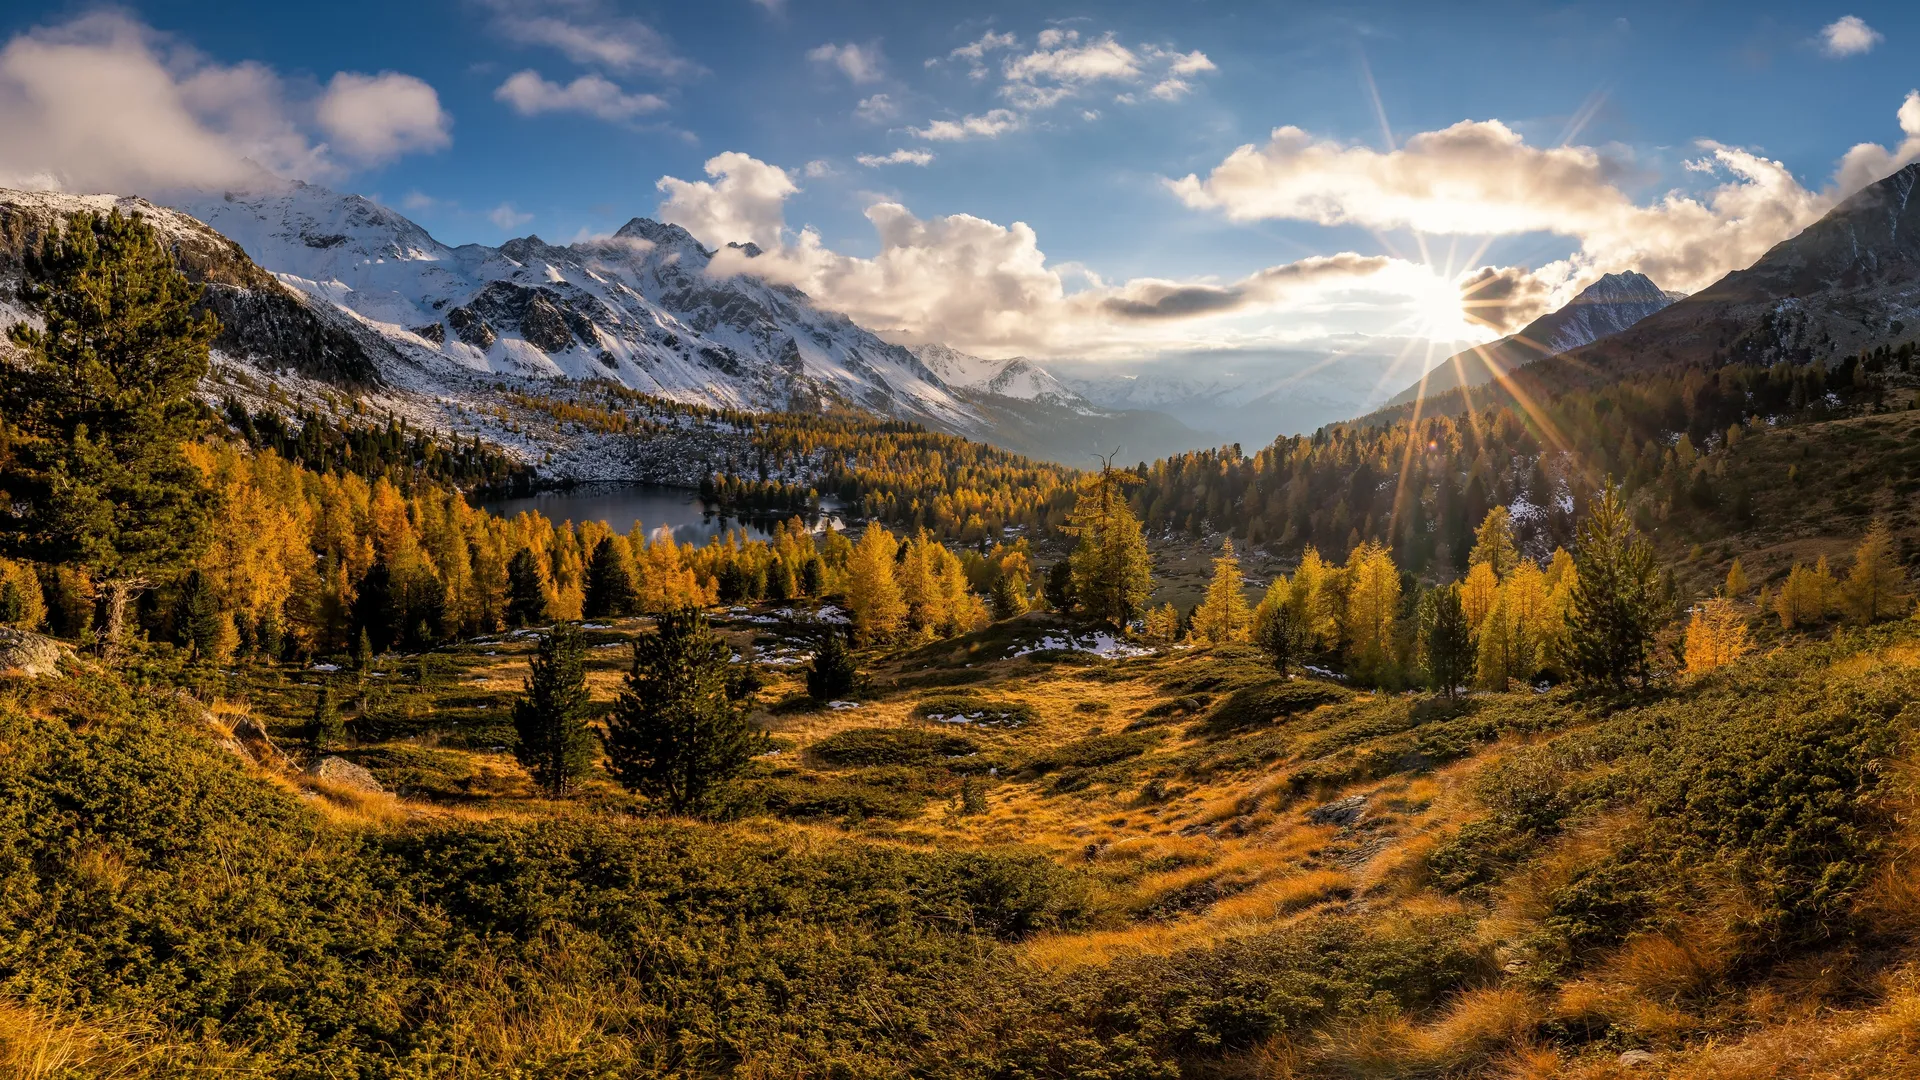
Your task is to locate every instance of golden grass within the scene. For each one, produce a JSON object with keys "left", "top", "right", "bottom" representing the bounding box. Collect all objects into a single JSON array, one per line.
[{"left": 0, "top": 999, "right": 251, "bottom": 1079}]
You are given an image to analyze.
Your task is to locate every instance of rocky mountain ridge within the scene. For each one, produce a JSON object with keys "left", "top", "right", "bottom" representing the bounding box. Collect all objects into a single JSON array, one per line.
[{"left": 1385, "top": 271, "right": 1681, "bottom": 407}]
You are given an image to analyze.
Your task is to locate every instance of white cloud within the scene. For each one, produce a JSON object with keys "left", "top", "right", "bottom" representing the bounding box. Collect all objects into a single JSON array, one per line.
[
  {"left": 1821, "top": 15, "right": 1882, "bottom": 57},
  {"left": 857, "top": 148, "right": 934, "bottom": 167},
  {"left": 656, "top": 151, "right": 798, "bottom": 250},
  {"left": 489, "top": 203, "right": 532, "bottom": 231},
  {"left": 911, "top": 27, "right": 1216, "bottom": 135},
  {"left": 803, "top": 159, "right": 834, "bottom": 178},
  {"left": 0, "top": 13, "right": 444, "bottom": 194},
  {"left": 1170, "top": 96, "right": 1920, "bottom": 293},
  {"left": 660, "top": 153, "right": 1439, "bottom": 358},
  {"left": 807, "top": 42, "right": 884, "bottom": 84},
  {"left": 316, "top": 72, "right": 451, "bottom": 164},
  {"left": 751, "top": 0, "right": 785, "bottom": 11},
  {"left": 854, "top": 93, "right": 898, "bottom": 122},
  {"left": 910, "top": 108, "right": 1021, "bottom": 141},
  {"left": 400, "top": 190, "right": 440, "bottom": 212},
  {"left": 494, "top": 70, "right": 666, "bottom": 121},
  {"left": 480, "top": 0, "right": 698, "bottom": 78},
  {"left": 1004, "top": 30, "right": 1140, "bottom": 86},
  {"left": 1150, "top": 78, "right": 1192, "bottom": 101}
]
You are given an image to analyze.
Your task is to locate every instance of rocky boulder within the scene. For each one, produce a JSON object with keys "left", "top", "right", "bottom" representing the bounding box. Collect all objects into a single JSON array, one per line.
[
  {"left": 0, "top": 627, "right": 70, "bottom": 678},
  {"left": 305, "top": 755, "right": 384, "bottom": 794}
]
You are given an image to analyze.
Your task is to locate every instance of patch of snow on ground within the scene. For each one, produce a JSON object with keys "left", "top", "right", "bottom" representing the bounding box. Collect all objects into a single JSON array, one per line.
[
  {"left": 310, "top": 662, "right": 341, "bottom": 672},
  {"left": 1008, "top": 632, "right": 1153, "bottom": 659},
  {"left": 827, "top": 700, "right": 862, "bottom": 710}
]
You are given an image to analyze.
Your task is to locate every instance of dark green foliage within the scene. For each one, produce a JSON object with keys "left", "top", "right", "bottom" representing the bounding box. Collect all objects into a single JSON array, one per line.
[
  {"left": 35, "top": 564, "right": 92, "bottom": 638},
  {"left": 1196, "top": 677, "right": 1348, "bottom": 734},
  {"left": 1251, "top": 600, "right": 1305, "bottom": 675},
  {"left": 1044, "top": 558, "right": 1075, "bottom": 611},
  {"left": 504, "top": 546, "right": 548, "bottom": 628},
  {"left": 307, "top": 682, "right": 344, "bottom": 753},
  {"left": 1425, "top": 585, "right": 1473, "bottom": 697},
  {"left": 583, "top": 536, "right": 637, "bottom": 618},
  {"left": 911, "top": 693, "right": 1037, "bottom": 728},
  {"left": 989, "top": 570, "right": 1026, "bottom": 620},
  {"left": 805, "top": 628, "right": 858, "bottom": 702},
  {"left": 800, "top": 555, "right": 825, "bottom": 596},
  {"left": 1568, "top": 483, "right": 1665, "bottom": 688},
  {"left": 1028, "top": 730, "right": 1161, "bottom": 772},
  {"left": 511, "top": 622, "right": 597, "bottom": 797},
  {"left": 604, "top": 608, "right": 765, "bottom": 813},
  {"left": 174, "top": 568, "right": 222, "bottom": 661},
  {"left": 0, "top": 210, "right": 218, "bottom": 645},
  {"left": 809, "top": 726, "right": 980, "bottom": 767}
]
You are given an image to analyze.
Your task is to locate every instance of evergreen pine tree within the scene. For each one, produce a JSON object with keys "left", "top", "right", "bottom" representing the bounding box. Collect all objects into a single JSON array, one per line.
[
  {"left": 806, "top": 629, "right": 859, "bottom": 702},
  {"left": 584, "top": 536, "right": 638, "bottom": 618},
  {"left": 1567, "top": 482, "right": 1664, "bottom": 689},
  {"left": 1426, "top": 585, "right": 1473, "bottom": 698},
  {"left": 505, "top": 546, "right": 549, "bottom": 628},
  {"left": 1251, "top": 600, "right": 1304, "bottom": 675},
  {"left": 512, "top": 622, "right": 596, "bottom": 797},
  {"left": 1065, "top": 457, "right": 1153, "bottom": 627},
  {"left": 308, "top": 683, "right": 345, "bottom": 754},
  {"left": 1044, "top": 559, "right": 1076, "bottom": 611},
  {"left": 176, "top": 568, "right": 222, "bottom": 662},
  {"left": 604, "top": 608, "right": 766, "bottom": 813},
  {"left": 800, "top": 556, "right": 826, "bottom": 598},
  {"left": 0, "top": 210, "right": 219, "bottom": 651},
  {"left": 989, "top": 570, "right": 1027, "bottom": 621}
]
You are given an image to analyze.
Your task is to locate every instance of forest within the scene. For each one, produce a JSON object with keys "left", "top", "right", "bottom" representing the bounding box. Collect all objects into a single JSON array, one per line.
[{"left": 7, "top": 206, "right": 1920, "bottom": 1080}]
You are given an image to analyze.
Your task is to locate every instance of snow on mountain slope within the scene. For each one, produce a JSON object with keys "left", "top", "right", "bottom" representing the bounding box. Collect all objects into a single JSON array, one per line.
[
  {"left": 907, "top": 343, "right": 1086, "bottom": 405},
  {"left": 171, "top": 179, "right": 983, "bottom": 431}
]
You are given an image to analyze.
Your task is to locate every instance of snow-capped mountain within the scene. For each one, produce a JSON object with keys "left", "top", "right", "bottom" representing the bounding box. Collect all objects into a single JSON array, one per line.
[
  {"left": 170, "top": 179, "right": 982, "bottom": 431},
  {"left": 907, "top": 342, "right": 1085, "bottom": 405},
  {"left": 1385, "top": 271, "right": 1680, "bottom": 407}
]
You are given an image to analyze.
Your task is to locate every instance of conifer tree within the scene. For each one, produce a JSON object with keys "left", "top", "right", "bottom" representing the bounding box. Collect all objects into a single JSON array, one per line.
[
  {"left": 1189, "top": 538, "right": 1251, "bottom": 644},
  {"left": 584, "top": 536, "right": 638, "bottom": 618},
  {"left": 989, "top": 570, "right": 1027, "bottom": 621},
  {"left": 1723, "top": 558, "right": 1750, "bottom": 598},
  {"left": 1475, "top": 591, "right": 1522, "bottom": 690},
  {"left": 845, "top": 524, "right": 906, "bottom": 643},
  {"left": 1044, "top": 559, "right": 1076, "bottom": 611},
  {"left": 1469, "top": 507, "right": 1520, "bottom": 579},
  {"left": 512, "top": 622, "right": 596, "bottom": 797},
  {"left": 1252, "top": 599, "right": 1305, "bottom": 675},
  {"left": 1343, "top": 540, "right": 1401, "bottom": 682},
  {"left": 1775, "top": 559, "right": 1834, "bottom": 628},
  {"left": 806, "top": 628, "right": 858, "bottom": 702},
  {"left": 0, "top": 210, "right": 219, "bottom": 651},
  {"left": 1425, "top": 585, "right": 1473, "bottom": 698},
  {"left": 1142, "top": 602, "right": 1182, "bottom": 646},
  {"left": 1841, "top": 519, "right": 1906, "bottom": 624},
  {"left": 604, "top": 608, "right": 766, "bottom": 813},
  {"left": 1683, "top": 597, "right": 1753, "bottom": 675},
  {"left": 505, "top": 547, "right": 549, "bottom": 628},
  {"left": 1065, "top": 458, "right": 1153, "bottom": 627},
  {"left": 1567, "top": 482, "right": 1664, "bottom": 689},
  {"left": 308, "top": 682, "right": 345, "bottom": 754},
  {"left": 176, "top": 568, "right": 223, "bottom": 662}
]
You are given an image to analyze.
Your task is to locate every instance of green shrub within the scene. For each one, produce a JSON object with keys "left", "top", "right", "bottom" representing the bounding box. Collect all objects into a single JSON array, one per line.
[{"left": 810, "top": 726, "right": 979, "bottom": 767}]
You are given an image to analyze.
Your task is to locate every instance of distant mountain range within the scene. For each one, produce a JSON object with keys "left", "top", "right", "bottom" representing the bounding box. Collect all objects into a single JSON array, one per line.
[
  {"left": 1384, "top": 271, "right": 1683, "bottom": 408},
  {"left": 9, "top": 160, "right": 1920, "bottom": 475},
  {"left": 0, "top": 178, "right": 1216, "bottom": 467}
]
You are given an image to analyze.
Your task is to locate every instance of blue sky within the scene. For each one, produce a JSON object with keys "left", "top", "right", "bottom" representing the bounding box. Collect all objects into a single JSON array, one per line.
[{"left": 4, "top": 1, "right": 1919, "bottom": 367}]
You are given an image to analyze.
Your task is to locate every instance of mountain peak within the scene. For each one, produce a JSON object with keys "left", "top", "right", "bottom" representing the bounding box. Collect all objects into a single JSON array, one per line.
[{"left": 613, "top": 217, "right": 706, "bottom": 253}]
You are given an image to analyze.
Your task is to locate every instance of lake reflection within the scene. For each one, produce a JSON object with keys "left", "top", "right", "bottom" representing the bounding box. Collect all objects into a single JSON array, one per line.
[{"left": 478, "top": 483, "right": 836, "bottom": 545}]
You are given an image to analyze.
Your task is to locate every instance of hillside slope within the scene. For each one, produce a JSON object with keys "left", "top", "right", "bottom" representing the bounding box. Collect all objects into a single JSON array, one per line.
[{"left": 1385, "top": 272, "right": 1681, "bottom": 407}]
